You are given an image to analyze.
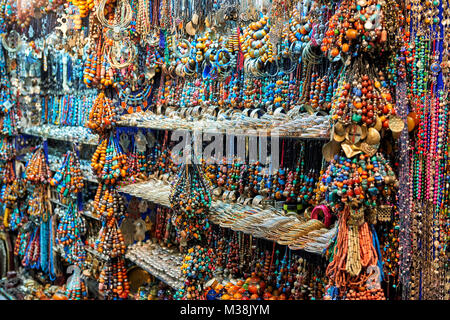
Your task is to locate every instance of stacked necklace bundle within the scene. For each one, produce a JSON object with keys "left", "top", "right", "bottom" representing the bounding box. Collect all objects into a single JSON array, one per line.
[
  {"left": 0, "top": 106, "right": 17, "bottom": 137},
  {"left": 50, "top": 150, "right": 85, "bottom": 198},
  {"left": 91, "top": 133, "right": 128, "bottom": 184},
  {"left": 174, "top": 246, "right": 215, "bottom": 300},
  {"left": 95, "top": 216, "right": 126, "bottom": 259},
  {"left": 26, "top": 184, "right": 51, "bottom": 220},
  {"left": 87, "top": 92, "right": 118, "bottom": 135},
  {"left": 0, "top": 136, "right": 15, "bottom": 161},
  {"left": 25, "top": 147, "right": 52, "bottom": 185},
  {"left": 64, "top": 265, "right": 89, "bottom": 300},
  {"left": 124, "top": 147, "right": 147, "bottom": 184},
  {"left": 330, "top": 65, "right": 398, "bottom": 129},
  {"left": 85, "top": 44, "right": 131, "bottom": 298},
  {"left": 319, "top": 153, "right": 397, "bottom": 212},
  {"left": 98, "top": 258, "right": 130, "bottom": 299},
  {"left": 25, "top": 147, "right": 53, "bottom": 222},
  {"left": 92, "top": 184, "right": 127, "bottom": 220},
  {"left": 0, "top": 160, "right": 15, "bottom": 185},
  {"left": 56, "top": 203, "right": 87, "bottom": 266},
  {"left": 170, "top": 161, "right": 212, "bottom": 243},
  {"left": 321, "top": 0, "right": 404, "bottom": 58}
]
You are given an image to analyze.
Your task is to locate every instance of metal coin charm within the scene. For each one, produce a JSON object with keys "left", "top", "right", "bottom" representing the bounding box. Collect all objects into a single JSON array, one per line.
[
  {"left": 366, "top": 127, "right": 381, "bottom": 145},
  {"left": 389, "top": 116, "right": 405, "bottom": 133}
]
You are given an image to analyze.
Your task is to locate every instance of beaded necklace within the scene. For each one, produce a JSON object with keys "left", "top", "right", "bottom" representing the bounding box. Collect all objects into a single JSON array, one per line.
[
  {"left": 92, "top": 183, "right": 127, "bottom": 220},
  {"left": 91, "top": 133, "right": 128, "bottom": 184},
  {"left": 99, "top": 258, "right": 130, "bottom": 299},
  {"left": 25, "top": 147, "right": 52, "bottom": 185},
  {"left": 50, "top": 150, "right": 85, "bottom": 199},
  {"left": 87, "top": 91, "right": 117, "bottom": 134},
  {"left": 22, "top": 226, "right": 40, "bottom": 269},
  {"left": 96, "top": 216, "right": 126, "bottom": 258},
  {"left": 170, "top": 160, "right": 212, "bottom": 242},
  {"left": 64, "top": 265, "right": 88, "bottom": 300},
  {"left": 55, "top": 202, "right": 87, "bottom": 267},
  {"left": 175, "top": 245, "right": 215, "bottom": 300}
]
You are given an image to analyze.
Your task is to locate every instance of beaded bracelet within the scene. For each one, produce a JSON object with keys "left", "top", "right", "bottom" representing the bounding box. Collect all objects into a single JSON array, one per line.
[{"left": 311, "top": 204, "right": 332, "bottom": 228}]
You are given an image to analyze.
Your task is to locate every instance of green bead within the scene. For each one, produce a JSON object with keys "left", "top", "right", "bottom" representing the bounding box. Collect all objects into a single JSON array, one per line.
[{"left": 352, "top": 113, "right": 362, "bottom": 123}]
